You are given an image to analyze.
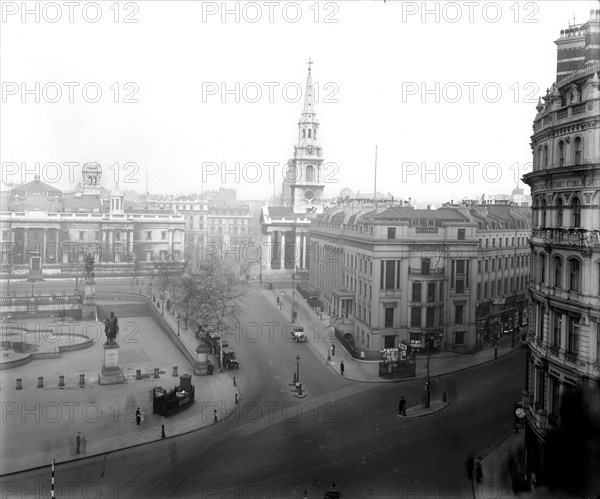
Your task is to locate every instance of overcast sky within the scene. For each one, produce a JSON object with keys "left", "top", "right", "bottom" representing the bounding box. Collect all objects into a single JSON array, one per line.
[{"left": 2, "top": 0, "right": 597, "bottom": 204}]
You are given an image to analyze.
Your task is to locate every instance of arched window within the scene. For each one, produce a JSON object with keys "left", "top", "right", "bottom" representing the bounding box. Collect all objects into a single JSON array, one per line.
[
  {"left": 569, "top": 258, "right": 581, "bottom": 292},
  {"left": 308, "top": 129, "right": 311, "bottom": 138},
  {"left": 554, "top": 256, "right": 563, "bottom": 288},
  {"left": 306, "top": 165, "right": 314, "bottom": 183},
  {"left": 556, "top": 197, "right": 563, "bottom": 226},
  {"left": 574, "top": 137, "right": 582, "bottom": 165},
  {"left": 543, "top": 145, "right": 549, "bottom": 168},
  {"left": 541, "top": 199, "right": 547, "bottom": 227},
  {"left": 572, "top": 196, "right": 581, "bottom": 227},
  {"left": 537, "top": 146, "right": 543, "bottom": 170},
  {"left": 302, "top": 129, "right": 306, "bottom": 138},
  {"left": 558, "top": 140, "right": 565, "bottom": 167},
  {"left": 540, "top": 253, "right": 546, "bottom": 284}
]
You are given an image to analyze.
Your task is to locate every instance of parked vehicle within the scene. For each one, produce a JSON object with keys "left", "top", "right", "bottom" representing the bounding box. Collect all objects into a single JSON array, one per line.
[
  {"left": 222, "top": 348, "right": 239, "bottom": 370},
  {"left": 291, "top": 324, "right": 307, "bottom": 342}
]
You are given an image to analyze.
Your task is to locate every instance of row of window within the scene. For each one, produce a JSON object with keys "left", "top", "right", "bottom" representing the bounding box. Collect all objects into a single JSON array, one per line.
[
  {"left": 78, "top": 231, "right": 171, "bottom": 242},
  {"left": 535, "top": 196, "right": 582, "bottom": 228},
  {"left": 388, "top": 227, "right": 467, "bottom": 240},
  {"left": 209, "top": 226, "right": 247, "bottom": 235},
  {"left": 479, "top": 235, "right": 528, "bottom": 248},
  {"left": 536, "top": 136, "right": 584, "bottom": 170},
  {"left": 538, "top": 254, "right": 581, "bottom": 292},
  {"left": 208, "top": 219, "right": 249, "bottom": 224},
  {"left": 477, "top": 275, "right": 529, "bottom": 300},
  {"left": 478, "top": 255, "right": 529, "bottom": 273},
  {"left": 411, "top": 281, "right": 442, "bottom": 303}
]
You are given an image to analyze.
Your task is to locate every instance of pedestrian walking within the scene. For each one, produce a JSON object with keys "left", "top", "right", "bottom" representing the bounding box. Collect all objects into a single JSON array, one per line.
[
  {"left": 399, "top": 396, "right": 406, "bottom": 416},
  {"left": 76, "top": 432, "right": 81, "bottom": 454},
  {"left": 235, "top": 393, "right": 239, "bottom": 404},
  {"left": 494, "top": 346, "right": 498, "bottom": 359},
  {"left": 81, "top": 434, "right": 87, "bottom": 454},
  {"left": 277, "top": 296, "right": 280, "bottom": 306},
  {"left": 331, "top": 344, "right": 335, "bottom": 356},
  {"left": 214, "top": 409, "right": 218, "bottom": 423},
  {"left": 473, "top": 456, "right": 483, "bottom": 483},
  {"left": 233, "top": 376, "right": 236, "bottom": 386},
  {"left": 340, "top": 361, "right": 345, "bottom": 376},
  {"left": 136, "top": 407, "right": 142, "bottom": 425}
]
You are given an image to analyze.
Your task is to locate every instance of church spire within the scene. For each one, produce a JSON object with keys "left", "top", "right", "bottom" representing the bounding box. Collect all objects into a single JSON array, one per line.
[{"left": 301, "top": 58, "right": 317, "bottom": 119}]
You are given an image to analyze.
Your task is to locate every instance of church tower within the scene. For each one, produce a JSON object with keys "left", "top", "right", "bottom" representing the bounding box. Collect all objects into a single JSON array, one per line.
[{"left": 283, "top": 60, "right": 326, "bottom": 213}]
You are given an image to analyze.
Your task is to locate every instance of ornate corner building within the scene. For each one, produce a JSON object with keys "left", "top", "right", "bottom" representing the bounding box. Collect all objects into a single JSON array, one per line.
[{"left": 522, "top": 9, "right": 600, "bottom": 490}]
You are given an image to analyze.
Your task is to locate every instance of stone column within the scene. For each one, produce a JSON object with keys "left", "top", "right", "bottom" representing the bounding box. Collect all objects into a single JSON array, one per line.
[
  {"left": 280, "top": 232, "right": 286, "bottom": 269},
  {"left": 266, "top": 233, "right": 272, "bottom": 269},
  {"left": 42, "top": 229, "right": 47, "bottom": 264},
  {"left": 303, "top": 234, "right": 307, "bottom": 269},
  {"left": 168, "top": 229, "right": 174, "bottom": 256},
  {"left": 295, "top": 233, "right": 301, "bottom": 269}
]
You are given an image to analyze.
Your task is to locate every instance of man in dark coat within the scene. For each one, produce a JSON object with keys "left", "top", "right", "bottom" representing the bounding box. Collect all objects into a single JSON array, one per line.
[
  {"left": 399, "top": 396, "right": 406, "bottom": 416},
  {"left": 340, "top": 361, "right": 345, "bottom": 376}
]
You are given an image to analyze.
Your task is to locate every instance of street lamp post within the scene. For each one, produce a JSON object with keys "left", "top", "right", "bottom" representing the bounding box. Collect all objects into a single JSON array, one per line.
[
  {"left": 291, "top": 272, "right": 296, "bottom": 323},
  {"left": 296, "top": 354, "right": 300, "bottom": 384},
  {"left": 425, "top": 336, "right": 431, "bottom": 409},
  {"left": 176, "top": 313, "right": 181, "bottom": 336}
]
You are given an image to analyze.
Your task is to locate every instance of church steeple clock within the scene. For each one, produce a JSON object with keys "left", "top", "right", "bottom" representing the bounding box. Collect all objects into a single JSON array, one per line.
[{"left": 283, "top": 59, "right": 326, "bottom": 213}]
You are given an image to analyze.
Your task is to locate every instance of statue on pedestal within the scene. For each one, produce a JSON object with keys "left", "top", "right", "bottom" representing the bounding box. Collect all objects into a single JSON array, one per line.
[
  {"left": 104, "top": 311, "right": 119, "bottom": 344},
  {"left": 84, "top": 253, "right": 95, "bottom": 279}
]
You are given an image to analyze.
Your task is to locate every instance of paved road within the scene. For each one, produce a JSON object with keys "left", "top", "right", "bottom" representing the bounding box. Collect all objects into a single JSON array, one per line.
[{"left": 1, "top": 288, "right": 525, "bottom": 498}]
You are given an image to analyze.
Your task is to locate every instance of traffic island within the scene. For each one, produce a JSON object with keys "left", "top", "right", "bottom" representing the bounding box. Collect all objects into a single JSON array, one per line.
[
  {"left": 396, "top": 399, "right": 449, "bottom": 419},
  {"left": 290, "top": 382, "right": 307, "bottom": 399}
]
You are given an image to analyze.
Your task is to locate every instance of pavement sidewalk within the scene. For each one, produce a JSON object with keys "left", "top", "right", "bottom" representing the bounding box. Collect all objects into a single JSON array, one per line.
[
  {"left": 474, "top": 431, "right": 526, "bottom": 499},
  {"left": 260, "top": 287, "right": 520, "bottom": 383},
  {"left": 0, "top": 296, "right": 238, "bottom": 476}
]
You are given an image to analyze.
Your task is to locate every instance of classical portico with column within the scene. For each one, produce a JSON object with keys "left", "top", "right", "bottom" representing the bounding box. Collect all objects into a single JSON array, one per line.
[{"left": 260, "top": 209, "right": 312, "bottom": 271}]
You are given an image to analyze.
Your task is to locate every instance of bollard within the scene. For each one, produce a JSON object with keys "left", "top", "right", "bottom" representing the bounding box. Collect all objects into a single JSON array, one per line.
[
  {"left": 172, "top": 366, "right": 178, "bottom": 377},
  {"left": 161, "top": 424, "right": 166, "bottom": 439},
  {"left": 136, "top": 369, "right": 142, "bottom": 380},
  {"left": 442, "top": 390, "right": 447, "bottom": 403},
  {"left": 38, "top": 376, "right": 44, "bottom": 388},
  {"left": 58, "top": 375, "right": 65, "bottom": 387},
  {"left": 79, "top": 374, "right": 85, "bottom": 387},
  {"left": 154, "top": 368, "right": 160, "bottom": 379},
  {"left": 298, "top": 383, "right": 303, "bottom": 396},
  {"left": 16, "top": 378, "right": 22, "bottom": 390}
]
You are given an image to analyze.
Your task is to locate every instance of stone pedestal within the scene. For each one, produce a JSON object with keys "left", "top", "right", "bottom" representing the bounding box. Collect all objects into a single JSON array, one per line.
[
  {"left": 194, "top": 344, "right": 210, "bottom": 376},
  {"left": 99, "top": 343, "right": 125, "bottom": 385},
  {"left": 82, "top": 277, "right": 97, "bottom": 321}
]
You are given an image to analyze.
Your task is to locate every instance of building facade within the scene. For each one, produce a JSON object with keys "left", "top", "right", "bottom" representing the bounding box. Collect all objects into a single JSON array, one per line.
[
  {"left": 521, "top": 10, "right": 600, "bottom": 493},
  {"left": 147, "top": 195, "right": 208, "bottom": 270},
  {"left": 308, "top": 200, "right": 531, "bottom": 353},
  {"left": 1, "top": 170, "right": 185, "bottom": 280}
]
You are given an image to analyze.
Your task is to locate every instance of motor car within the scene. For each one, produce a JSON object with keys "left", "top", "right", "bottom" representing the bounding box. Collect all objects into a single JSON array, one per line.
[
  {"left": 222, "top": 348, "right": 239, "bottom": 369},
  {"left": 291, "top": 324, "right": 307, "bottom": 342}
]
